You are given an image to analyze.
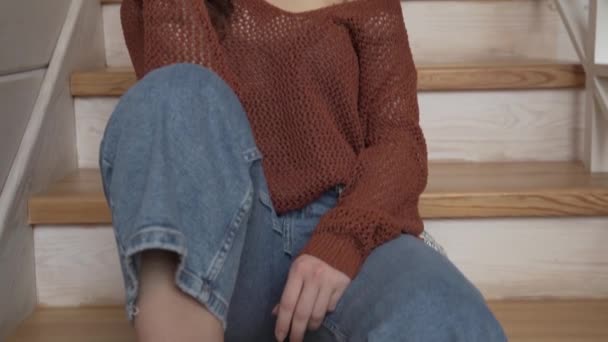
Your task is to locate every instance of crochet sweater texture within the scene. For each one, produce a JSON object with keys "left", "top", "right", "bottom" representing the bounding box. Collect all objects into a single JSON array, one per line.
[{"left": 120, "top": 0, "right": 428, "bottom": 279}]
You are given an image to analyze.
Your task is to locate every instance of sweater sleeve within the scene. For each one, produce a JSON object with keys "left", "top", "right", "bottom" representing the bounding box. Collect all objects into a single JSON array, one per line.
[
  {"left": 120, "top": 0, "right": 239, "bottom": 90},
  {"left": 299, "top": 0, "right": 428, "bottom": 279}
]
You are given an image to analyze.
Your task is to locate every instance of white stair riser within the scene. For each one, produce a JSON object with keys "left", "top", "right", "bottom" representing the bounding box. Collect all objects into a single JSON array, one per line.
[
  {"left": 103, "top": 0, "right": 577, "bottom": 67},
  {"left": 34, "top": 217, "right": 608, "bottom": 307},
  {"left": 76, "top": 90, "right": 585, "bottom": 168}
]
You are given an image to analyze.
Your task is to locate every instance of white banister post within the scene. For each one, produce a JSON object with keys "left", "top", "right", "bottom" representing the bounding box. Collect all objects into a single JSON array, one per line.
[
  {"left": 586, "top": 0, "right": 608, "bottom": 171},
  {"left": 556, "top": 0, "right": 608, "bottom": 171}
]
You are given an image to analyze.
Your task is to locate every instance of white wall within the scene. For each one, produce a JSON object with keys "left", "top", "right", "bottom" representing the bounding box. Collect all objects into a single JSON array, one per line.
[
  {"left": 0, "top": 70, "right": 44, "bottom": 191},
  {"left": 0, "top": 0, "right": 70, "bottom": 336},
  {"left": 0, "top": 0, "right": 106, "bottom": 338},
  {"left": 0, "top": 0, "right": 71, "bottom": 193},
  {"left": 0, "top": 1, "right": 71, "bottom": 75}
]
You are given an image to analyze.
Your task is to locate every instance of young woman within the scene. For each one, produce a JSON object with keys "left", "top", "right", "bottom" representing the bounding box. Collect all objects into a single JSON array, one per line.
[{"left": 99, "top": 0, "right": 507, "bottom": 341}]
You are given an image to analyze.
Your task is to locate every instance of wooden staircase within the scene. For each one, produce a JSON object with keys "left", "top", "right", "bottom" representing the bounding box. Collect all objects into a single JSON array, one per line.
[
  {"left": 27, "top": 162, "right": 608, "bottom": 225},
  {"left": 8, "top": 301, "right": 608, "bottom": 342},
  {"left": 70, "top": 63, "right": 585, "bottom": 96},
  {"left": 7, "top": 0, "right": 608, "bottom": 340}
]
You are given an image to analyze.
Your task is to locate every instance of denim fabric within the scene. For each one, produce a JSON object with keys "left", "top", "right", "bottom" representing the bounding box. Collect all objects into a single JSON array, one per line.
[{"left": 99, "top": 63, "right": 507, "bottom": 341}]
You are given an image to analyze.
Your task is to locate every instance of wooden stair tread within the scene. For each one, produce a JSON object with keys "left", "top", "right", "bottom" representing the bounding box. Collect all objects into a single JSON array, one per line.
[
  {"left": 7, "top": 300, "right": 608, "bottom": 341},
  {"left": 71, "top": 63, "right": 585, "bottom": 96},
  {"left": 28, "top": 162, "right": 608, "bottom": 225}
]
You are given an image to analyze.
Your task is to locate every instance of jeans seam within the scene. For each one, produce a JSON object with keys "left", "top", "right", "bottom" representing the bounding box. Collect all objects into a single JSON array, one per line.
[
  {"left": 321, "top": 317, "right": 348, "bottom": 342},
  {"left": 174, "top": 264, "right": 231, "bottom": 330},
  {"left": 258, "top": 190, "right": 282, "bottom": 234},
  {"left": 119, "top": 225, "right": 231, "bottom": 329},
  {"left": 283, "top": 216, "right": 293, "bottom": 256},
  {"left": 206, "top": 179, "right": 255, "bottom": 281},
  {"left": 121, "top": 226, "right": 189, "bottom": 296}
]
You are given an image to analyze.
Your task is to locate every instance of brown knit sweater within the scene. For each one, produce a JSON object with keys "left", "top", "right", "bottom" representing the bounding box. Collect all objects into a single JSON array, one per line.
[{"left": 120, "top": 0, "right": 428, "bottom": 279}]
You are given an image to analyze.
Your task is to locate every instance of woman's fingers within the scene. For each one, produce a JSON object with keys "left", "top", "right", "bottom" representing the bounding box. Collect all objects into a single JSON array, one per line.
[
  {"left": 275, "top": 271, "right": 304, "bottom": 342},
  {"left": 274, "top": 254, "right": 352, "bottom": 341},
  {"left": 289, "top": 281, "right": 320, "bottom": 342},
  {"left": 308, "top": 286, "right": 333, "bottom": 330}
]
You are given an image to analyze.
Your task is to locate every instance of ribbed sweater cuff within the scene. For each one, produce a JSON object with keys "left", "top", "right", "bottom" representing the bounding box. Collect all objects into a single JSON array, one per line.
[{"left": 299, "top": 232, "right": 362, "bottom": 280}]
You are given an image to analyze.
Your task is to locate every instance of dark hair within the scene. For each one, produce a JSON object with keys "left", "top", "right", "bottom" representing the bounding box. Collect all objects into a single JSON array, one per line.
[{"left": 205, "top": 0, "right": 234, "bottom": 39}]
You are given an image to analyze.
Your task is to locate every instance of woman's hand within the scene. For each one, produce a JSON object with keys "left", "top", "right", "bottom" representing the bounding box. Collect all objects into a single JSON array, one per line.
[{"left": 272, "top": 254, "right": 351, "bottom": 342}]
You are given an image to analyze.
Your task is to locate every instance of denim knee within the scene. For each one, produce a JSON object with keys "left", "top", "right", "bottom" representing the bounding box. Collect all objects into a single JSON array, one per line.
[
  {"left": 381, "top": 284, "right": 507, "bottom": 341},
  {"left": 320, "top": 236, "right": 508, "bottom": 342},
  {"left": 138, "top": 62, "right": 230, "bottom": 99},
  {"left": 139, "top": 63, "right": 241, "bottom": 117},
  {"left": 118, "top": 63, "right": 237, "bottom": 124},
  {"left": 100, "top": 62, "right": 255, "bottom": 168}
]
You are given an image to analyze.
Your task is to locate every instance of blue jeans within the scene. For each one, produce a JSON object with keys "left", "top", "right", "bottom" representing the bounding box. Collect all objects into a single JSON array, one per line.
[{"left": 99, "top": 63, "right": 507, "bottom": 342}]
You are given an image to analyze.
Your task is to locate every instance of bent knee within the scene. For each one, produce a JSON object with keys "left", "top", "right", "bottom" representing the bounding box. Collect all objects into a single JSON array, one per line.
[
  {"left": 136, "top": 63, "right": 235, "bottom": 103},
  {"left": 377, "top": 287, "right": 507, "bottom": 341},
  {"left": 115, "top": 63, "right": 244, "bottom": 134}
]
